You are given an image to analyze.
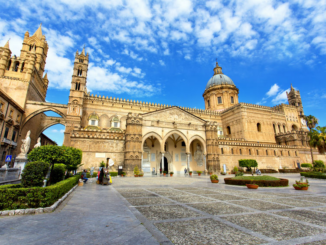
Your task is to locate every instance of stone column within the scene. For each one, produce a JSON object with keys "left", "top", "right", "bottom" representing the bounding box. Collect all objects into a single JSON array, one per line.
[
  {"left": 187, "top": 153, "right": 190, "bottom": 174},
  {"left": 161, "top": 153, "right": 164, "bottom": 174},
  {"left": 204, "top": 154, "right": 207, "bottom": 171}
]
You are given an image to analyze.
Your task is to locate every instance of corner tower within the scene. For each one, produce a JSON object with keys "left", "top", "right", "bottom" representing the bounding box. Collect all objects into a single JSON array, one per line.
[
  {"left": 286, "top": 84, "right": 304, "bottom": 116},
  {"left": 203, "top": 62, "right": 239, "bottom": 111},
  {"left": 64, "top": 48, "right": 89, "bottom": 145}
]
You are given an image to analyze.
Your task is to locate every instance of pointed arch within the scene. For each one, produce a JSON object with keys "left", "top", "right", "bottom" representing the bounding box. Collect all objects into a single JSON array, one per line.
[
  {"left": 188, "top": 135, "right": 207, "bottom": 155},
  {"left": 163, "top": 130, "right": 188, "bottom": 152},
  {"left": 142, "top": 131, "right": 163, "bottom": 151}
]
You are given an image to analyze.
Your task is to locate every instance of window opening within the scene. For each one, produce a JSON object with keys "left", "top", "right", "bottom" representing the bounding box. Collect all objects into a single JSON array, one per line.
[
  {"left": 4, "top": 127, "right": 9, "bottom": 139},
  {"left": 207, "top": 100, "right": 210, "bottom": 107},
  {"left": 181, "top": 141, "right": 186, "bottom": 147},
  {"left": 226, "top": 126, "right": 231, "bottom": 135},
  {"left": 257, "top": 123, "right": 261, "bottom": 132},
  {"left": 218, "top": 97, "right": 222, "bottom": 104},
  {"left": 231, "top": 96, "right": 234, "bottom": 103},
  {"left": 11, "top": 130, "right": 17, "bottom": 141}
]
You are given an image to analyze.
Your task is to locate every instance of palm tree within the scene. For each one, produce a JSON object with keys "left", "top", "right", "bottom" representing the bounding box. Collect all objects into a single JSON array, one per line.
[
  {"left": 303, "top": 115, "right": 319, "bottom": 164},
  {"left": 315, "top": 126, "right": 326, "bottom": 154}
]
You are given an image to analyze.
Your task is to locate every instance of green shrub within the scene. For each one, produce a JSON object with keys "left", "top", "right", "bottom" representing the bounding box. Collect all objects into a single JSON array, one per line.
[
  {"left": 0, "top": 175, "right": 79, "bottom": 210},
  {"left": 238, "top": 159, "right": 258, "bottom": 170},
  {"left": 99, "top": 161, "right": 105, "bottom": 168},
  {"left": 51, "top": 164, "right": 66, "bottom": 184},
  {"left": 133, "top": 166, "right": 140, "bottom": 175},
  {"left": 224, "top": 177, "right": 288, "bottom": 187},
  {"left": 220, "top": 172, "right": 226, "bottom": 175},
  {"left": 233, "top": 166, "right": 238, "bottom": 174},
  {"left": 301, "top": 163, "right": 313, "bottom": 168},
  {"left": 110, "top": 172, "right": 118, "bottom": 177},
  {"left": 232, "top": 176, "right": 280, "bottom": 181},
  {"left": 313, "top": 160, "right": 325, "bottom": 168},
  {"left": 210, "top": 174, "right": 218, "bottom": 180},
  {"left": 300, "top": 172, "right": 326, "bottom": 179},
  {"left": 197, "top": 171, "right": 202, "bottom": 174},
  {"left": 235, "top": 171, "right": 244, "bottom": 177},
  {"left": 21, "top": 161, "right": 50, "bottom": 187},
  {"left": 86, "top": 172, "right": 98, "bottom": 178},
  {"left": 170, "top": 172, "right": 174, "bottom": 174}
]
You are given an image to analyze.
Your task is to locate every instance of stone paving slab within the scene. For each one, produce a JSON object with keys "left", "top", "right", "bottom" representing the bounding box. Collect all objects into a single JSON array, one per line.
[
  {"left": 299, "top": 195, "right": 326, "bottom": 203},
  {"left": 167, "top": 195, "right": 218, "bottom": 203},
  {"left": 126, "top": 197, "right": 173, "bottom": 206},
  {"left": 273, "top": 210, "right": 326, "bottom": 227},
  {"left": 266, "top": 198, "right": 325, "bottom": 207},
  {"left": 135, "top": 204, "right": 202, "bottom": 221},
  {"left": 206, "top": 193, "right": 248, "bottom": 201},
  {"left": 222, "top": 213, "right": 325, "bottom": 241},
  {"left": 230, "top": 199, "right": 293, "bottom": 211},
  {"left": 188, "top": 202, "right": 253, "bottom": 215},
  {"left": 155, "top": 218, "right": 266, "bottom": 245}
]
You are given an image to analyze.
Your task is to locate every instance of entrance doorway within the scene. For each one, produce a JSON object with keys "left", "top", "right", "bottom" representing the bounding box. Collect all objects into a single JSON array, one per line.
[{"left": 160, "top": 157, "right": 168, "bottom": 173}]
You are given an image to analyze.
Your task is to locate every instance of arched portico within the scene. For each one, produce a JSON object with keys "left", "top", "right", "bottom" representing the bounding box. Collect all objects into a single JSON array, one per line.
[
  {"left": 162, "top": 130, "right": 188, "bottom": 152},
  {"left": 142, "top": 132, "right": 163, "bottom": 174}
]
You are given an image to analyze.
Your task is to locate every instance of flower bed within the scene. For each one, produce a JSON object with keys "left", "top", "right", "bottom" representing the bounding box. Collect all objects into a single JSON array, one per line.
[
  {"left": 300, "top": 172, "right": 326, "bottom": 179},
  {"left": 0, "top": 175, "right": 80, "bottom": 210},
  {"left": 224, "top": 176, "right": 289, "bottom": 187}
]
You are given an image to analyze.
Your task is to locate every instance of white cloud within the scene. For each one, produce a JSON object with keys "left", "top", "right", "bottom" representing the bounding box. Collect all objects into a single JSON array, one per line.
[
  {"left": 104, "top": 59, "right": 116, "bottom": 66},
  {"left": 184, "top": 54, "right": 191, "bottom": 60},
  {"left": 272, "top": 89, "right": 290, "bottom": 104},
  {"left": 266, "top": 84, "right": 280, "bottom": 97},
  {"left": 159, "top": 60, "right": 165, "bottom": 66}
]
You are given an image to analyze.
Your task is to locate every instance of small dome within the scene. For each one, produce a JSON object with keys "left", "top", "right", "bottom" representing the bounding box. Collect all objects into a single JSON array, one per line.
[{"left": 205, "top": 74, "right": 235, "bottom": 90}]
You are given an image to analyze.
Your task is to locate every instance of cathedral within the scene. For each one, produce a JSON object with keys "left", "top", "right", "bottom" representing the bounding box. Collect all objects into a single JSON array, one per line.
[{"left": 0, "top": 25, "right": 325, "bottom": 175}]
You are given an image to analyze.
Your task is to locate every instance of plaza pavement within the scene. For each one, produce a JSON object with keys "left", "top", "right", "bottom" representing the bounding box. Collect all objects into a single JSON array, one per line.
[{"left": 1, "top": 173, "right": 326, "bottom": 245}]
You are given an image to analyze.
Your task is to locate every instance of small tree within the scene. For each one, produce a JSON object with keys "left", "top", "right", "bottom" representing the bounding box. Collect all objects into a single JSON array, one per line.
[
  {"left": 239, "top": 159, "right": 258, "bottom": 171},
  {"left": 133, "top": 165, "right": 140, "bottom": 176},
  {"left": 52, "top": 164, "right": 66, "bottom": 184},
  {"left": 21, "top": 161, "right": 50, "bottom": 187}
]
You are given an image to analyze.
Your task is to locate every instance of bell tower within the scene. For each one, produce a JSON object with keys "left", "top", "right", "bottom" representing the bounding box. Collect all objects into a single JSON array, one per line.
[
  {"left": 64, "top": 47, "right": 89, "bottom": 145},
  {"left": 286, "top": 84, "right": 304, "bottom": 116}
]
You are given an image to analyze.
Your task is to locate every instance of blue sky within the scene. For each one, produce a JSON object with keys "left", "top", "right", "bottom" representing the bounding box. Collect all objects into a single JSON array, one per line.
[{"left": 1, "top": 0, "right": 325, "bottom": 145}]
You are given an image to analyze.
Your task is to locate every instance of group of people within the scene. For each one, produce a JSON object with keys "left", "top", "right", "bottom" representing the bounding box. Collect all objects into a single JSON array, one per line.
[{"left": 80, "top": 167, "right": 111, "bottom": 185}]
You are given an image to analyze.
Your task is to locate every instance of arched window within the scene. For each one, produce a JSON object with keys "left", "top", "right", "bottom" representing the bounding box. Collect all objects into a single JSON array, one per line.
[
  {"left": 249, "top": 149, "right": 251, "bottom": 155},
  {"left": 266, "top": 150, "right": 268, "bottom": 156},
  {"left": 111, "top": 116, "right": 120, "bottom": 128},
  {"left": 226, "top": 126, "right": 231, "bottom": 135},
  {"left": 278, "top": 125, "right": 281, "bottom": 133},
  {"left": 274, "top": 150, "right": 276, "bottom": 156},
  {"left": 14, "top": 62, "right": 19, "bottom": 72},
  {"left": 240, "top": 149, "right": 242, "bottom": 155},
  {"left": 207, "top": 100, "right": 210, "bottom": 107},
  {"left": 273, "top": 124, "right": 276, "bottom": 134},
  {"left": 256, "top": 149, "right": 259, "bottom": 155},
  {"left": 231, "top": 96, "right": 234, "bottom": 104},
  {"left": 292, "top": 124, "right": 298, "bottom": 131},
  {"left": 295, "top": 151, "right": 297, "bottom": 156},
  {"left": 288, "top": 151, "right": 290, "bottom": 156},
  {"left": 257, "top": 123, "right": 261, "bottom": 132},
  {"left": 217, "top": 96, "right": 222, "bottom": 104},
  {"left": 283, "top": 125, "right": 286, "bottom": 132},
  {"left": 20, "top": 62, "right": 24, "bottom": 72},
  {"left": 231, "top": 148, "right": 234, "bottom": 154},
  {"left": 88, "top": 113, "right": 99, "bottom": 126},
  {"left": 7, "top": 60, "right": 11, "bottom": 70},
  {"left": 29, "top": 44, "right": 35, "bottom": 51},
  {"left": 221, "top": 148, "right": 224, "bottom": 154},
  {"left": 79, "top": 59, "right": 84, "bottom": 63},
  {"left": 281, "top": 151, "right": 283, "bottom": 156},
  {"left": 75, "top": 82, "right": 81, "bottom": 91},
  {"left": 77, "top": 68, "right": 82, "bottom": 76}
]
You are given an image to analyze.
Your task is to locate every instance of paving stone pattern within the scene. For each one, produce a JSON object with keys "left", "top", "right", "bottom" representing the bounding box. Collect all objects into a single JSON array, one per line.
[{"left": 1, "top": 174, "right": 326, "bottom": 245}]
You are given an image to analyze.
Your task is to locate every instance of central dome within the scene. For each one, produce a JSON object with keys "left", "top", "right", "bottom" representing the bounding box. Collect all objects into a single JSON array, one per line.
[{"left": 206, "top": 74, "right": 235, "bottom": 90}]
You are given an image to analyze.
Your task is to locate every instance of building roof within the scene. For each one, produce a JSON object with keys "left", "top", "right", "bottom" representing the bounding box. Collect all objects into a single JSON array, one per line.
[
  {"left": 205, "top": 62, "right": 235, "bottom": 90},
  {"left": 206, "top": 74, "right": 235, "bottom": 90}
]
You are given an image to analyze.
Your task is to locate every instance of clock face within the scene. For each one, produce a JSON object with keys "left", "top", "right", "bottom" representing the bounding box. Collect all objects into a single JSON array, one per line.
[{"left": 301, "top": 118, "right": 306, "bottom": 126}]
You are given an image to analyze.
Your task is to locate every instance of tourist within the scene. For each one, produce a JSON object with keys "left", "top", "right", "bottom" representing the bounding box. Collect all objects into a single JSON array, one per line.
[
  {"left": 82, "top": 170, "right": 88, "bottom": 183},
  {"left": 184, "top": 168, "right": 187, "bottom": 175},
  {"left": 99, "top": 168, "right": 104, "bottom": 184}
]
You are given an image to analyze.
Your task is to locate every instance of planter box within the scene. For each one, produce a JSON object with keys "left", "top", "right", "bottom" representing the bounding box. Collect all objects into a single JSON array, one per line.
[
  {"left": 170, "top": 174, "right": 173, "bottom": 177},
  {"left": 198, "top": 173, "right": 201, "bottom": 176},
  {"left": 189, "top": 173, "right": 192, "bottom": 176},
  {"left": 294, "top": 186, "right": 309, "bottom": 190},
  {"left": 211, "top": 180, "right": 219, "bottom": 183},
  {"left": 246, "top": 184, "right": 258, "bottom": 189}
]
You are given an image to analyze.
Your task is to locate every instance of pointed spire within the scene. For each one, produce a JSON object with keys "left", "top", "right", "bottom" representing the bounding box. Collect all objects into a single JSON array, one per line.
[
  {"left": 32, "top": 23, "right": 43, "bottom": 39},
  {"left": 43, "top": 73, "right": 48, "bottom": 80},
  {"left": 291, "top": 84, "right": 294, "bottom": 90},
  {"left": 81, "top": 45, "right": 86, "bottom": 55},
  {"left": 213, "top": 60, "right": 223, "bottom": 75},
  {"left": 3, "top": 39, "right": 9, "bottom": 49}
]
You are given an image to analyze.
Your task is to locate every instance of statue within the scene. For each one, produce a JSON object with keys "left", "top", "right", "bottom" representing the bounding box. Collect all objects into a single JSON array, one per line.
[
  {"left": 194, "top": 144, "right": 203, "bottom": 166},
  {"left": 34, "top": 137, "right": 41, "bottom": 148},
  {"left": 20, "top": 130, "right": 31, "bottom": 155}
]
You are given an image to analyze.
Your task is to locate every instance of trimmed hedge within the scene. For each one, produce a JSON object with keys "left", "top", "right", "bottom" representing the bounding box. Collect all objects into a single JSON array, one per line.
[
  {"left": 224, "top": 177, "right": 289, "bottom": 187},
  {"left": 86, "top": 172, "right": 98, "bottom": 178},
  {"left": 21, "top": 161, "right": 50, "bottom": 187},
  {"left": 279, "top": 169, "right": 310, "bottom": 173},
  {"left": 239, "top": 159, "right": 258, "bottom": 169},
  {"left": 0, "top": 175, "right": 79, "bottom": 210},
  {"left": 260, "top": 169, "right": 278, "bottom": 173},
  {"left": 110, "top": 172, "right": 118, "bottom": 177},
  {"left": 300, "top": 172, "right": 326, "bottom": 179},
  {"left": 52, "top": 164, "right": 66, "bottom": 184},
  {"left": 301, "top": 163, "right": 313, "bottom": 168}
]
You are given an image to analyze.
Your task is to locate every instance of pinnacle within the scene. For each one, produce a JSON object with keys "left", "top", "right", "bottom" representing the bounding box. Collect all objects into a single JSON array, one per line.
[
  {"left": 43, "top": 73, "right": 48, "bottom": 79},
  {"left": 3, "top": 40, "right": 9, "bottom": 49},
  {"left": 32, "top": 23, "right": 43, "bottom": 39}
]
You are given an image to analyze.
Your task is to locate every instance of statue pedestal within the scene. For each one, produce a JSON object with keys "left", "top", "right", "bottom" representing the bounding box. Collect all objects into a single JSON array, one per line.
[{"left": 14, "top": 155, "right": 28, "bottom": 179}]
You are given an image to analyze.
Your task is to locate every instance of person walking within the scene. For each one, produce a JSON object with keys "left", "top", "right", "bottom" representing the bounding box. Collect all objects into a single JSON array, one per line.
[{"left": 184, "top": 168, "right": 187, "bottom": 175}]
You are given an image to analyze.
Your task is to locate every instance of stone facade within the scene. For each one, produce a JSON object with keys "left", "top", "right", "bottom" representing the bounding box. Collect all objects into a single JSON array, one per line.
[{"left": 1, "top": 26, "right": 325, "bottom": 174}]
